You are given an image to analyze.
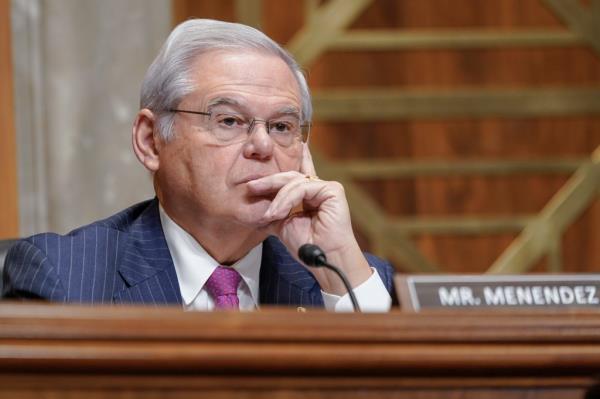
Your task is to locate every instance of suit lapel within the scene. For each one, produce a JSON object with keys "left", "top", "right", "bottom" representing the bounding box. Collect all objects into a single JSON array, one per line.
[
  {"left": 111, "top": 202, "right": 320, "bottom": 307},
  {"left": 113, "top": 200, "right": 182, "bottom": 305},
  {"left": 259, "top": 237, "right": 323, "bottom": 307}
]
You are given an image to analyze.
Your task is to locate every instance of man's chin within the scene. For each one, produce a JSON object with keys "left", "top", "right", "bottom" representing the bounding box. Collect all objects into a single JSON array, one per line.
[{"left": 236, "top": 199, "right": 273, "bottom": 226}]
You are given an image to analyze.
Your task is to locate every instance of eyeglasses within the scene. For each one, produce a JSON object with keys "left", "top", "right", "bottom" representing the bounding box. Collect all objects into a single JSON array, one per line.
[{"left": 168, "top": 108, "right": 311, "bottom": 147}]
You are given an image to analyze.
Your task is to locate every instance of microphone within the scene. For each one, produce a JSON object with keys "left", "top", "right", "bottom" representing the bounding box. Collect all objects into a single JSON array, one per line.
[{"left": 298, "top": 244, "right": 361, "bottom": 312}]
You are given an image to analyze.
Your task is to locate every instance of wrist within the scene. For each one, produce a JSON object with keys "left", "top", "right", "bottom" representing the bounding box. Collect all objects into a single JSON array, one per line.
[{"left": 314, "top": 242, "right": 372, "bottom": 295}]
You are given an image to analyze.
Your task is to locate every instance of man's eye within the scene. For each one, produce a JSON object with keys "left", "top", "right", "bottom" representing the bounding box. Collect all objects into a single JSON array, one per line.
[
  {"left": 222, "top": 117, "right": 237, "bottom": 127},
  {"left": 270, "top": 121, "right": 293, "bottom": 133},
  {"left": 217, "top": 115, "right": 244, "bottom": 128}
]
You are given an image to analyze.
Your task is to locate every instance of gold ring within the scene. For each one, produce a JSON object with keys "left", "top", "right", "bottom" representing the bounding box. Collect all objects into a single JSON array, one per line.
[
  {"left": 288, "top": 202, "right": 304, "bottom": 217},
  {"left": 305, "top": 175, "right": 319, "bottom": 181}
]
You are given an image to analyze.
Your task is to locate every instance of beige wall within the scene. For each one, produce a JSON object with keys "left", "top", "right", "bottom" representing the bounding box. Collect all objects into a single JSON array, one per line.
[{"left": 12, "top": 0, "right": 171, "bottom": 235}]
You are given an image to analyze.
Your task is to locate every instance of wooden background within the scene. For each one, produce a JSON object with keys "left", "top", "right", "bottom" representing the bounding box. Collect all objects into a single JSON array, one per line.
[
  {"left": 173, "top": 0, "right": 599, "bottom": 275},
  {"left": 1, "top": 1, "right": 597, "bottom": 274}
]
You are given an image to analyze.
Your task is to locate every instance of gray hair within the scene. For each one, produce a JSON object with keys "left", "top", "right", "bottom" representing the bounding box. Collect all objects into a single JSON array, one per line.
[{"left": 140, "top": 19, "right": 312, "bottom": 141}]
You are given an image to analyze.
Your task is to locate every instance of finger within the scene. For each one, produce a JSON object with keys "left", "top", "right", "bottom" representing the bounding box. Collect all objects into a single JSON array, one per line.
[
  {"left": 299, "top": 143, "right": 317, "bottom": 177},
  {"left": 263, "top": 180, "right": 330, "bottom": 222},
  {"left": 263, "top": 175, "right": 314, "bottom": 218},
  {"left": 246, "top": 171, "right": 304, "bottom": 194}
]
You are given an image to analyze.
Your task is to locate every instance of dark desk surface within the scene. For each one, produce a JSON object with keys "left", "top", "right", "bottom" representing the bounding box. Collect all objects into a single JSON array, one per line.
[{"left": 0, "top": 303, "right": 600, "bottom": 398}]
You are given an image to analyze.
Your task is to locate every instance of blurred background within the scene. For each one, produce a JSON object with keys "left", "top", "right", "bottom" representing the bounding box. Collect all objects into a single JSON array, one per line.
[{"left": 0, "top": 0, "right": 598, "bottom": 275}]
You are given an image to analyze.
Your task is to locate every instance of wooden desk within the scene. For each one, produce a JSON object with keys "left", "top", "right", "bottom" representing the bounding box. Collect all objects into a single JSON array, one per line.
[{"left": 1, "top": 303, "right": 600, "bottom": 398}]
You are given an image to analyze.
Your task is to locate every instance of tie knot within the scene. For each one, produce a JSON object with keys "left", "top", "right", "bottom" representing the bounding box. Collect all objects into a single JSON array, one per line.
[{"left": 205, "top": 265, "right": 241, "bottom": 299}]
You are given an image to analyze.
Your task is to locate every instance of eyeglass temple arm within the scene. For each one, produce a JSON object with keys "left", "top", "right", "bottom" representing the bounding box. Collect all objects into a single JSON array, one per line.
[{"left": 168, "top": 109, "right": 211, "bottom": 116}]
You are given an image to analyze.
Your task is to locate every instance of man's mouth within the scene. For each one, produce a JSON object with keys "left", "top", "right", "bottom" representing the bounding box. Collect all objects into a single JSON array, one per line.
[{"left": 237, "top": 174, "right": 268, "bottom": 185}]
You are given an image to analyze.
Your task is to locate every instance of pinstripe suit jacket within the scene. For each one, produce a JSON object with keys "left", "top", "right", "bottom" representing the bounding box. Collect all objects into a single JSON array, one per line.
[{"left": 2, "top": 199, "right": 395, "bottom": 307}]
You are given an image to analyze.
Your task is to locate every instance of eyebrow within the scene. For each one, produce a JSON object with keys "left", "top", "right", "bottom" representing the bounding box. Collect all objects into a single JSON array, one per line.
[
  {"left": 276, "top": 106, "right": 301, "bottom": 118},
  {"left": 206, "top": 97, "right": 242, "bottom": 111},
  {"left": 206, "top": 97, "right": 301, "bottom": 118}
]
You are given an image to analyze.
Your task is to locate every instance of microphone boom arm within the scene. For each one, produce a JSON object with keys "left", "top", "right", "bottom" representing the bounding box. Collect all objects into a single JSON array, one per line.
[
  {"left": 320, "top": 261, "right": 361, "bottom": 312},
  {"left": 298, "top": 243, "right": 361, "bottom": 312}
]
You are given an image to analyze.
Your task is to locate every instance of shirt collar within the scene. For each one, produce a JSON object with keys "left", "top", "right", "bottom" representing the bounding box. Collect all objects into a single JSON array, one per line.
[{"left": 158, "top": 205, "right": 262, "bottom": 307}]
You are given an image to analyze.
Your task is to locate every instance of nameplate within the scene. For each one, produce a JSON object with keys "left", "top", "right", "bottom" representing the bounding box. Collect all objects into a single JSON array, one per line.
[{"left": 395, "top": 274, "right": 600, "bottom": 312}]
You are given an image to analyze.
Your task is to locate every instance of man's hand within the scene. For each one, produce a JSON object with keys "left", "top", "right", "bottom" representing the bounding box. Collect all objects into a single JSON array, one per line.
[{"left": 247, "top": 144, "right": 372, "bottom": 295}]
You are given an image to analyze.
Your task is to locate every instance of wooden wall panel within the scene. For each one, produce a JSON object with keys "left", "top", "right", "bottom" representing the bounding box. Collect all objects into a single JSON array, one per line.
[
  {"left": 172, "top": 0, "right": 600, "bottom": 274},
  {"left": 262, "top": 0, "right": 305, "bottom": 44},
  {"left": 563, "top": 199, "right": 600, "bottom": 272},
  {"left": 306, "top": 0, "right": 600, "bottom": 273},
  {"left": 0, "top": 0, "right": 19, "bottom": 239},
  {"left": 315, "top": 118, "right": 600, "bottom": 161},
  {"left": 310, "top": 48, "right": 600, "bottom": 88},
  {"left": 351, "top": 0, "right": 564, "bottom": 28},
  {"left": 172, "top": 0, "right": 235, "bottom": 26}
]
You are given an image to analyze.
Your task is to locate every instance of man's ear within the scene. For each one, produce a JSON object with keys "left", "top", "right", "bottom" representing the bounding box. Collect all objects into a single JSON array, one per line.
[{"left": 132, "top": 109, "right": 161, "bottom": 172}]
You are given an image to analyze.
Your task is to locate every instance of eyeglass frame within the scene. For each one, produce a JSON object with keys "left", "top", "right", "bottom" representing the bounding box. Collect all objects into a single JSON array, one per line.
[{"left": 167, "top": 108, "right": 311, "bottom": 145}]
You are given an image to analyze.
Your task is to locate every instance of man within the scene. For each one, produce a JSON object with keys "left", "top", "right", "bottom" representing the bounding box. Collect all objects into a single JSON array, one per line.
[{"left": 3, "top": 19, "right": 395, "bottom": 311}]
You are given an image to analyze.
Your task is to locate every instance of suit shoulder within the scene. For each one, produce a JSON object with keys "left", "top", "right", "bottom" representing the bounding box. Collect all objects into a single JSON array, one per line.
[
  {"left": 3, "top": 235, "right": 67, "bottom": 300},
  {"left": 14, "top": 199, "right": 156, "bottom": 244},
  {"left": 83, "top": 199, "right": 158, "bottom": 233}
]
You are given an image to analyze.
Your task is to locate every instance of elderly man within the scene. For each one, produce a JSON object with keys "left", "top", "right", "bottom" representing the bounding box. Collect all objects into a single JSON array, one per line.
[{"left": 3, "top": 19, "right": 395, "bottom": 311}]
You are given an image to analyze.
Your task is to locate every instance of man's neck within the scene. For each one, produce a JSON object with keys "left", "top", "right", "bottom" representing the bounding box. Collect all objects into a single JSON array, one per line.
[
  {"left": 189, "top": 224, "right": 266, "bottom": 265},
  {"left": 159, "top": 202, "right": 267, "bottom": 265}
]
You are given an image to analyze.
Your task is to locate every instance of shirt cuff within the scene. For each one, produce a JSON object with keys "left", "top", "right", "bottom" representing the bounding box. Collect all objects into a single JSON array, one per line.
[{"left": 321, "top": 268, "right": 392, "bottom": 313}]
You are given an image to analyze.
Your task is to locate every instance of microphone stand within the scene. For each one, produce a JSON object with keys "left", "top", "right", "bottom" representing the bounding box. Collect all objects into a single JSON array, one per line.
[
  {"left": 319, "top": 261, "right": 361, "bottom": 312},
  {"left": 298, "top": 244, "right": 361, "bottom": 312}
]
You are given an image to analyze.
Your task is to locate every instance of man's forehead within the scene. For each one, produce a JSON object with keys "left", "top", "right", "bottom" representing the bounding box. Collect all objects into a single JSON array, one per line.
[
  {"left": 184, "top": 51, "right": 302, "bottom": 111},
  {"left": 191, "top": 51, "right": 299, "bottom": 88},
  {"left": 192, "top": 50, "right": 294, "bottom": 79}
]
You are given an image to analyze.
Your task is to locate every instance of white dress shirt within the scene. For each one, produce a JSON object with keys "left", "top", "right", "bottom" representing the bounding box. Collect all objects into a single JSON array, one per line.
[{"left": 159, "top": 206, "right": 391, "bottom": 312}]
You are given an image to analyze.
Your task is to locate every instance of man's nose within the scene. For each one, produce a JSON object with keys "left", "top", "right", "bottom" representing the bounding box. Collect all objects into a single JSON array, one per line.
[{"left": 243, "top": 119, "right": 273, "bottom": 160}]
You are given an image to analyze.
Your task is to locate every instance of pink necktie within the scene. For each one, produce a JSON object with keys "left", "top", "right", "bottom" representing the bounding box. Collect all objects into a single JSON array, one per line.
[{"left": 205, "top": 266, "right": 241, "bottom": 310}]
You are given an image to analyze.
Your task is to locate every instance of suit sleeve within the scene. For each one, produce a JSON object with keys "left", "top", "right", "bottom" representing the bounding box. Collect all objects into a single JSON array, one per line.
[
  {"left": 2, "top": 240, "right": 67, "bottom": 301},
  {"left": 320, "top": 253, "right": 397, "bottom": 312},
  {"left": 364, "top": 252, "right": 395, "bottom": 293}
]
